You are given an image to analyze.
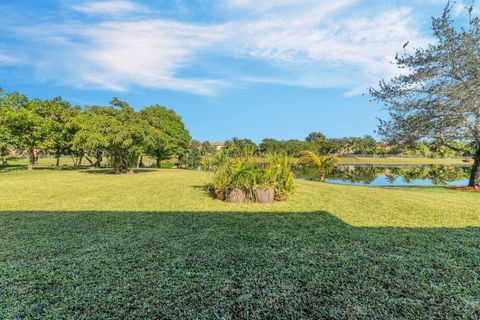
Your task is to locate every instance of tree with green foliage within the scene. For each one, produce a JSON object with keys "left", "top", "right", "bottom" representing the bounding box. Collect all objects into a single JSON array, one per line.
[
  {"left": 224, "top": 138, "right": 258, "bottom": 157},
  {"left": 259, "top": 138, "right": 285, "bottom": 155},
  {"left": 0, "top": 91, "right": 51, "bottom": 170},
  {"left": 370, "top": 3, "right": 480, "bottom": 187},
  {"left": 0, "top": 123, "right": 15, "bottom": 165},
  {"left": 75, "top": 98, "right": 148, "bottom": 173},
  {"left": 42, "top": 98, "right": 80, "bottom": 166},
  {"left": 345, "top": 135, "right": 377, "bottom": 154},
  {"left": 305, "top": 132, "right": 327, "bottom": 144},
  {"left": 140, "top": 105, "right": 191, "bottom": 168},
  {"left": 180, "top": 147, "right": 202, "bottom": 169},
  {"left": 200, "top": 141, "right": 215, "bottom": 156},
  {"left": 72, "top": 110, "right": 104, "bottom": 168}
]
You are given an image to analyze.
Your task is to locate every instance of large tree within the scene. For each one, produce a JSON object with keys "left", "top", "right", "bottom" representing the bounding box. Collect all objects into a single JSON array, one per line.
[
  {"left": 224, "top": 138, "right": 258, "bottom": 156},
  {"left": 75, "top": 98, "right": 148, "bottom": 173},
  {"left": 0, "top": 122, "right": 15, "bottom": 165},
  {"left": 140, "top": 105, "right": 190, "bottom": 168},
  {"left": 0, "top": 92, "right": 50, "bottom": 170},
  {"left": 370, "top": 3, "right": 480, "bottom": 187},
  {"left": 42, "top": 98, "right": 80, "bottom": 166}
]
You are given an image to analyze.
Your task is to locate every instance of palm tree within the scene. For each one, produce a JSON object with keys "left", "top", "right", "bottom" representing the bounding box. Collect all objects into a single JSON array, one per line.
[{"left": 300, "top": 151, "right": 338, "bottom": 181}]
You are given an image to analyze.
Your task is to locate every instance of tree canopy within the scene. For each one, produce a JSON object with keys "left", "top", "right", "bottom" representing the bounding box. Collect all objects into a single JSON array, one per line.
[
  {"left": 75, "top": 99, "right": 149, "bottom": 173},
  {"left": 140, "top": 105, "right": 191, "bottom": 168},
  {"left": 0, "top": 92, "right": 53, "bottom": 169},
  {"left": 0, "top": 88, "right": 191, "bottom": 173}
]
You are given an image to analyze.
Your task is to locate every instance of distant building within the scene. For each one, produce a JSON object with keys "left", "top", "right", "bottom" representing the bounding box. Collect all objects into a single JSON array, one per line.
[{"left": 211, "top": 141, "right": 225, "bottom": 151}]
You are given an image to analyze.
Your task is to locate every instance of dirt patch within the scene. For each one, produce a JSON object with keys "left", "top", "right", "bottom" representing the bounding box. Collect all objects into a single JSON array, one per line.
[{"left": 448, "top": 186, "right": 480, "bottom": 192}]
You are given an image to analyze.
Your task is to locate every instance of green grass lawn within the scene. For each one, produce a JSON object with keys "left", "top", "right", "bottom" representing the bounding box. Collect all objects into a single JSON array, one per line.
[{"left": 1, "top": 168, "right": 480, "bottom": 319}]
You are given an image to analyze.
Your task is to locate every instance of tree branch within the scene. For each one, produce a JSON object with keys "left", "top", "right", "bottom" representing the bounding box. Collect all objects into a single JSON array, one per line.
[{"left": 437, "top": 136, "right": 471, "bottom": 154}]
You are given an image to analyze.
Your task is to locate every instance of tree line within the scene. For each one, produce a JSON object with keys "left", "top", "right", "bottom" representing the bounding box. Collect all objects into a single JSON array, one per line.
[
  {"left": 190, "top": 134, "right": 471, "bottom": 160},
  {"left": 0, "top": 89, "right": 190, "bottom": 173}
]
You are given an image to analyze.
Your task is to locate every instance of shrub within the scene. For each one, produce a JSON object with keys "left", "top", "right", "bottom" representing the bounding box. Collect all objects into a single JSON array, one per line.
[
  {"left": 211, "top": 153, "right": 296, "bottom": 202},
  {"left": 272, "top": 155, "right": 296, "bottom": 200}
]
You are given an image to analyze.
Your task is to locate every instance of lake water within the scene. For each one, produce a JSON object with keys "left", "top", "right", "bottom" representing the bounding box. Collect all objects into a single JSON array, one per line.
[{"left": 296, "top": 164, "right": 471, "bottom": 187}]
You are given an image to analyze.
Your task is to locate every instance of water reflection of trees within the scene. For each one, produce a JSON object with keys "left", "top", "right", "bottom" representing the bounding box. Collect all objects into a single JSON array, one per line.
[{"left": 296, "top": 165, "right": 470, "bottom": 185}]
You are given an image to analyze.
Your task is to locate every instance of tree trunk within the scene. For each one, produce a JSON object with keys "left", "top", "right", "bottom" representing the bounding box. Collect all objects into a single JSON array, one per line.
[
  {"left": 1, "top": 147, "right": 7, "bottom": 166},
  {"left": 56, "top": 155, "right": 60, "bottom": 167},
  {"left": 28, "top": 148, "right": 35, "bottom": 170},
  {"left": 84, "top": 155, "right": 94, "bottom": 167},
  {"left": 94, "top": 151, "right": 102, "bottom": 168},
  {"left": 138, "top": 155, "right": 144, "bottom": 168},
  {"left": 156, "top": 156, "right": 161, "bottom": 168},
  {"left": 468, "top": 148, "right": 480, "bottom": 187}
]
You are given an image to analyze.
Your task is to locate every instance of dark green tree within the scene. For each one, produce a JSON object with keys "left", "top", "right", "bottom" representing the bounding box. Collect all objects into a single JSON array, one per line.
[
  {"left": 259, "top": 138, "right": 285, "bottom": 155},
  {"left": 75, "top": 98, "right": 148, "bottom": 173},
  {"left": 180, "top": 148, "right": 202, "bottom": 169},
  {"left": 225, "top": 138, "right": 258, "bottom": 157},
  {"left": 140, "top": 105, "right": 190, "bottom": 168},
  {"left": 0, "top": 92, "right": 50, "bottom": 170},
  {"left": 43, "top": 98, "right": 80, "bottom": 166},
  {"left": 0, "top": 123, "right": 15, "bottom": 166},
  {"left": 305, "top": 132, "right": 327, "bottom": 144}
]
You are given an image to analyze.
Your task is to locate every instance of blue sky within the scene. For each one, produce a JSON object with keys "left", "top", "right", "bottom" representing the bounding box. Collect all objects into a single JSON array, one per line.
[{"left": 0, "top": 0, "right": 468, "bottom": 142}]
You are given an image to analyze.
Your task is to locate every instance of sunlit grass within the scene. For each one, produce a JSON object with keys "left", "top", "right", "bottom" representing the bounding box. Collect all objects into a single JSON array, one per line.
[{"left": 1, "top": 168, "right": 479, "bottom": 227}]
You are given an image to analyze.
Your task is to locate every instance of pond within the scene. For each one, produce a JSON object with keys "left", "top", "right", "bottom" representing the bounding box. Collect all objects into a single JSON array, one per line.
[{"left": 296, "top": 164, "right": 471, "bottom": 187}]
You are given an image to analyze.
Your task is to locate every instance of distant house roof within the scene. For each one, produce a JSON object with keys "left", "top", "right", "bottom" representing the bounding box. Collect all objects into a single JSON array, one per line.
[{"left": 211, "top": 141, "right": 225, "bottom": 146}]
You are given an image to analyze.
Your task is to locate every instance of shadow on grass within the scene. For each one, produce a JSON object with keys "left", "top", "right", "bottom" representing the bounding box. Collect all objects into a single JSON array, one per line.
[
  {"left": 0, "top": 165, "right": 161, "bottom": 174},
  {"left": 80, "top": 168, "right": 160, "bottom": 175},
  {"left": 0, "top": 165, "right": 88, "bottom": 173},
  {"left": 1, "top": 210, "right": 479, "bottom": 319},
  {"left": 0, "top": 164, "right": 25, "bottom": 173},
  {"left": 192, "top": 184, "right": 215, "bottom": 198}
]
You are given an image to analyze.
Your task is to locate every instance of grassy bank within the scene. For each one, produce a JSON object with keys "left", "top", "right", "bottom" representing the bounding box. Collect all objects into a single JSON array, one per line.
[
  {"left": 1, "top": 169, "right": 479, "bottom": 318},
  {"left": 336, "top": 156, "right": 473, "bottom": 165}
]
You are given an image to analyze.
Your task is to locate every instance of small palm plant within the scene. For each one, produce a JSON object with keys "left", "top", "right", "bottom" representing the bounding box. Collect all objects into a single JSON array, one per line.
[
  {"left": 275, "top": 155, "right": 296, "bottom": 201},
  {"left": 300, "top": 151, "right": 338, "bottom": 181}
]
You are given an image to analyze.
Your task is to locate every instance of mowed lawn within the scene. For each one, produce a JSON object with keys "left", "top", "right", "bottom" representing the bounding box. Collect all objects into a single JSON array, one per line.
[{"left": 1, "top": 168, "right": 480, "bottom": 319}]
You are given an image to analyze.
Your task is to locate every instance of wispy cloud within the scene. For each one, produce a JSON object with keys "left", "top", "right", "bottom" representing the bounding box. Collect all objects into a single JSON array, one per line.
[
  {"left": 1, "top": 0, "right": 435, "bottom": 95},
  {"left": 0, "top": 52, "right": 19, "bottom": 65},
  {"left": 223, "top": 2, "right": 428, "bottom": 95},
  {"left": 12, "top": 19, "right": 230, "bottom": 95},
  {"left": 223, "top": 0, "right": 353, "bottom": 13},
  {"left": 71, "top": 0, "right": 146, "bottom": 16}
]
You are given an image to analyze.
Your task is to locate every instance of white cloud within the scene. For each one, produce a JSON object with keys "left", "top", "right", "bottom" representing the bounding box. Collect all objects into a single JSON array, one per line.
[
  {"left": 225, "top": 4, "right": 428, "bottom": 95},
  {"left": 71, "top": 0, "right": 145, "bottom": 16},
  {"left": 77, "top": 20, "right": 230, "bottom": 94},
  {"left": 225, "top": 0, "right": 348, "bottom": 12},
  {"left": 19, "top": 19, "right": 230, "bottom": 95},
  {"left": 2, "top": 0, "right": 433, "bottom": 95},
  {"left": 0, "top": 52, "right": 19, "bottom": 65}
]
